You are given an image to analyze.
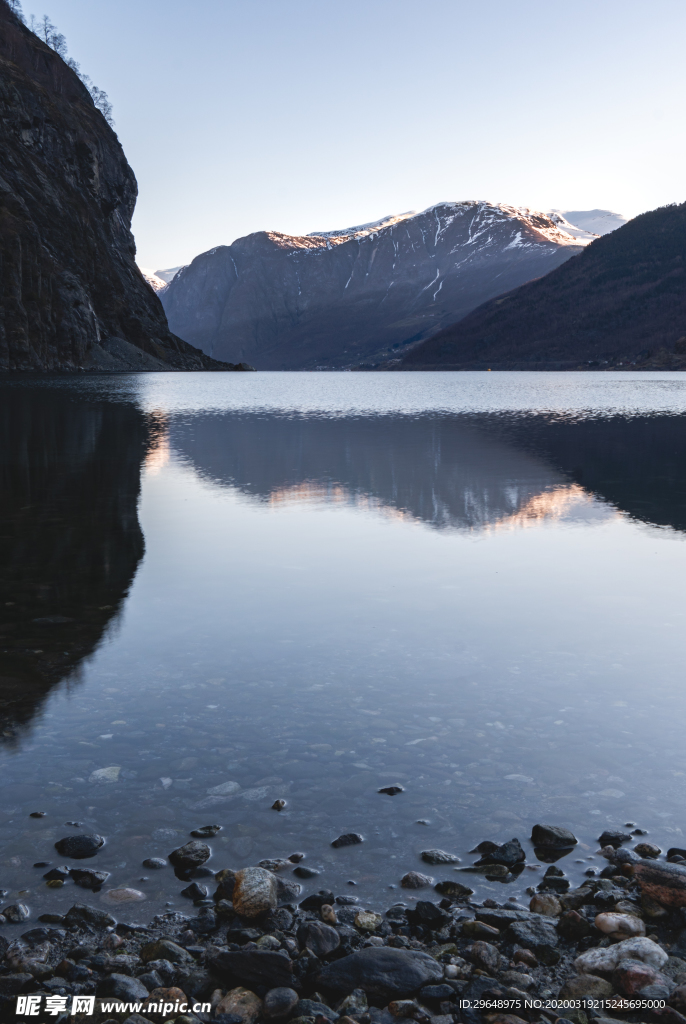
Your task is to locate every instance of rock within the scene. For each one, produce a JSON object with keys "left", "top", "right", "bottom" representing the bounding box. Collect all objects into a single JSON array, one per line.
[
  {"left": 69, "top": 868, "right": 110, "bottom": 890},
  {"left": 232, "top": 866, "right": 278, "bottom": 918},
  {"left": 387, "top": 1000, "right": 418, "bottom": 1018},
  {"left": 462, "top": 920, "right": 500, "bottom": 939},
  {"left": 595, "top": 912, "right": 646, "bottom": 937},
  {"left": 420, "top": 983, "right": 456, "bottom": 1002},
  {"left": 467, "top": 941, "right": 500, "bottom": 972},
  {"left": 190, "top": 825, "right": 222, "bottom": 838},
  {"left": 0, "top": 974, "right": 36, "bottom": 996},
  {"left": 434, "top": 880, "right": 473, "bottom": 899},
  {"left": 317, "top": 947, "right": 443, "bottom": 999},
  {"left": 294, "top": 865, "right": 320, "bottom": 878},
  {"left": 378, "top": 786, "right": 404, "bottom": 796},
  {"left": 400, "top": 872, "right": 433, "bottom": 889},
  {"left": 298, "top": 921, "right": 340, "bottom": 956},
  {"left": 142, "top": 857, "right": 167, "bottom": 870},
  {"left": 89, "top": 766, "right": 121, "bottom": 784},
  {"left": 54, "top": 834, "right": 104, "bottom": 859},
  {"left": 557, "top": 910, "right": 592, "bottom": 941},
  {"left": 336, "top": 989, "right": 368, "bottom": 1015},
  {"left": 421, "top": 850, "right": 460, "bottom": 865},
  {"left": 575, "top": 936, "right": 668, "bottom": 974},
  {"left": 215, "top": 987, "right": 263, "bottom": 1024},
  {"left": 276, "top": 876, "right": 302, "bottom": 904},
  {"left": 264, "top": 987, "right": 299, "bottom": 1019},
  {"left": 612, "top": 958, "right": 667, "bottom": 995},
  {"left": 296, "top": 1000, "right": 338, "bottom": 1021},
  {"left": 635, "top": 843, "right": 662, "bottom": 858},
  {"left": 513, "top": 949, "right": 537, "bottom": 968},
  {"left": 635, "top": 860, "right": 686, "bottom": 908},
  {"left": 168, "top": 840, "right": 210, "bottom": 874},
  {"left": 101, "top": 888, "right": 146, "bottom": 903},
  {"left": 210, "top": 950, "right": 294, "bottom": 990},
  {"left": 530, "top": 824, "right": 578, "bottom": 848},
  {"left": 63, "top": 903, "right": 115, "bottom": 928},
  {"left": 99, "top": 975, "right": 150, "bottom": 1001},
  {"left": 141, "top": 939, "right": 192, "bottom": 964},
  {"left": 558, "top": 975, "right": 614, "bottom": 1000},
  {"left": 2, "top": 904, "right": 29, "bottom": 923},
  {"left": 181, "top": 882, "right": 209, "bottom": 901},
  {"left": 598, "top": 829, "right": 632, "bottom": 848},
  {"left": 332, "top": 833, "right": 363, "bottom": 848},
  {"left": 528, "top": 894, "right": 561, "bottom": 917},
  {"left": 475, "top": 838, "right": 525, "bottom": 868},
  {"left": 506, "top": 917, "right": 558, "bottom": 950},
  {"left": 300, "top": 890, "right": 336, "bottom": 910},
  {"left": 272, "top": 800, "right": 287, "bottom": 811},
  {"left": 355, "top": 911, "right": 383, "bottom": 932},
  {"left": 321, "top": 905, "right": 337, "bottom": 924},
  {"left": 43, "top": 865, "right": 70, "bottom": 881}
]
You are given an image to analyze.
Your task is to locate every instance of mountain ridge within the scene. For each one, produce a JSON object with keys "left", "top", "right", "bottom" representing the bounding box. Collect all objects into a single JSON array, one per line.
[{"left": 161, "top": 201, "right": 587, "bottom": 369}]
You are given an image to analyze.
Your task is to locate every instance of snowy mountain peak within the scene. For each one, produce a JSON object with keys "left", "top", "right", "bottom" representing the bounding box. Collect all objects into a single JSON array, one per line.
[
  {"left": 139, "top": 267, "right": 168, "bottom": 292},
  {"left": 550, "top": 209, "right": 627, "bottom": 237},
  {"left": 307, "top": 211, "right": 416, "bottom": 240}
]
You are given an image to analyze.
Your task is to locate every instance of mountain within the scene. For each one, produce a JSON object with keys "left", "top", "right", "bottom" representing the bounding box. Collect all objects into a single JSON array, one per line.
[
  {"left": 139, "top": 268, "right": 168, "bottom": 292},
  {"left": 557, "top": 209, "right": 627, "bottom": 235},
  {"left": 399, "top": 202, "right": 686, "bottom": 370},
  {"left": 160, "top": 202, "right": 587, "bottom": 369},
  {"left": 154, "top": 266, "right": 184, "bottom": 285},
  {"left": 0, "top": 3, "right": 226, "bottom": 371}
]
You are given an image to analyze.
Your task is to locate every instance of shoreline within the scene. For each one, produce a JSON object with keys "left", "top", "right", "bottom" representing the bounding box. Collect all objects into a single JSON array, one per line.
[{"left": 2, "top": 826, "right": 686, "bottom": 1024}]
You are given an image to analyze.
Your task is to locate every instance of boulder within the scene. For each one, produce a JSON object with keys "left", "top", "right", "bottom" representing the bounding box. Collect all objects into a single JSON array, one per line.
[
  {"left": 215, "top": 986, "right": 263, "bottom": 1024},
  {"left": 635, "top": 860, "right": 686, "bottom": 908},
  {"left": 317, "top": 947, "right": 443, "bottom": 999},
  {"left": 98, "top": 974, "right": 149, "bottom": 1000},
  {"left": 530, "top": 824, "right": 578, "bottom": 848},
  {"left": 612, "top": 958, "right": 669, "bottom": 995},
  {"left": 140, "top": 939, "right": 192, "bottom": 964},
  {"left": 297, "top": 921, "right": 340, "bottom": 957},
  {"left": 69, "top": 869, "right": 110, "bottom": 890},
  {"left": 64, "top": 903, "right": 115, "bottom": 929},
  {"left": 474, "top": 838, "right": 525, "bottom": 868},
  {"left": 209, "top": 950, "right": 294, "bottom": 990},
  {"left": 296, "top": 1000, "right": 338, "bottom": 1021},
  {"left": 598, "top": 829, "right": 632, "bottom": 848},
  {"left": 558, "top": 975, "right": 614, "bottom": 1000},
  {"left": 595, "top": 912, "right": 645, "bottom": 937},
  {"left": 331, "top": 833, "right": 363, "bottom": 848},
  {"left": 54, "top": 834, "right": 104, "bottom": 859},
  {"left": 421, "top": 850, "right": 460, "bottom": 865},
  {"left": 400, "top": 872, "right": 433, "bottom": 889},
  {"left": 575, "top": 936, "right": 668, "bottom": 974},
  {"left": 264, "top": 987, "right": 299, "bottom": 1019},
  {"left": 232, "top": 867, "right": 278, "bottom": 918},
  {"left": 506, "top": 916, "right": 558, "bottom": 951},
  {"left": 168, "top": 840, "right": 210, "bottom": 875},
  {"left": 434, "top": 880, "right": 473, "bottom": 899}
]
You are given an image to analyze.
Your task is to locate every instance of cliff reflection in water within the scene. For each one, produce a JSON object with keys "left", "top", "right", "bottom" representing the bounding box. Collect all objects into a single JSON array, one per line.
[
  {"left": 169, "top": 412, "right": 686, "bottom": 534},
  {"left": 0, "top": 389, "right": 152, "bottom": 739}
]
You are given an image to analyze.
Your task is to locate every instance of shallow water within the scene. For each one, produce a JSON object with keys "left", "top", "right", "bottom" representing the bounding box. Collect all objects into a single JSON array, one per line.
[{"left": 1, "top": 371, "right": 686, "bottom": 929}]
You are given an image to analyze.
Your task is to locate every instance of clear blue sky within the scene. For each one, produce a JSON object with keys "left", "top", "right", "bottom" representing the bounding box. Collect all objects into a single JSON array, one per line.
[{"left": 33, "top": 0, "right": 686, "bottom": 270}]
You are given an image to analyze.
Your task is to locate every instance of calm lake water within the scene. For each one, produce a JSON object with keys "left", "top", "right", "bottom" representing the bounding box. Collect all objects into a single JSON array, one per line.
[{"left": 1, "top": 371, "right": 686, "bottom": 927}]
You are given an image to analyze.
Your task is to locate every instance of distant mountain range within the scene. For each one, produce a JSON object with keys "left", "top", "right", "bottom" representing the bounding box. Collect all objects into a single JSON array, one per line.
[
  {"left": 400, "top": 202, "right": 686, "bottom": 370},
  {"left": 157, "top": 202, "right": 591, "bottom": 369}
]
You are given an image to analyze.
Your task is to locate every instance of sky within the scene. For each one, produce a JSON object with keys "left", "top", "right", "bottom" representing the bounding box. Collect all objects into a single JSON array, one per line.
[{"left": 30, "top": 0, "right": 686, "bottom": 270}]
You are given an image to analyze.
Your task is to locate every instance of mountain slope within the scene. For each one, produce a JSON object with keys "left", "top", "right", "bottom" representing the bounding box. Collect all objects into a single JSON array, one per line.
[
  {"left": 160, "top": 202, "right": 586, "bottom": 369},
  {"left": 0, "top": 3, "right": 225, "bottom": 371},
  {"left": 400, "top": 202, "right": 686, "bottom": 370}
]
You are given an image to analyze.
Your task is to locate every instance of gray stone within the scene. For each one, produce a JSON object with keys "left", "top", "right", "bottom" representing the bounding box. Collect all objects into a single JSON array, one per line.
[
  {"left": 2, "top": 904, "right": 29, "bottom": 923},
  {"left": 400, "top": 871, "right": 433, "bottom": 889},
  {"left": 296, "top": 1000, "right": 338, "bottom": 1021},
  {"left": 64, "top": 903, "right": 116, "bottom": 929},
  {"left": 210, "top": 949, "right": 294, "bottom": 989},
  {"left": 558, "top": 975, "right": 614, "bottom": 1000},
  {"left": 531, "top": 824, "right": 578, "bottom": 848},
  {"left": 98, "top": 973, "right": 150, "bottom": 1000},
  {"left": 264, "top": 987, "right": 299, "bottom": 1019},
  {"left": 168, "top": 840, "right": 210, "bottom": 873},
  {"left": 69, "top": 868, "right": 110, "bottom": 890},
  {"left": 233, "top": 866, "right": 278, "bottom": 918},
  {"left": 142, "top": 858, "right": 166, "bottom": 869},
  {"left": 506, "top": 916, "right": 559, "bottom": 950},
  {"left": 0, "top": 973, "right": 35, "bottom": 996},
  {"left": 298, "top": 920, "right": 340, "bottom": 957},
  {"left": 140, "top": 939, "right": 192, "bottom": 964},
  {"left": 331, "top": 833, "right": 363, "bottom": 849},
  {"left": 421, "top": 850, "right": 460, "bottom": 865},
  {"left": 317, "top": 947, "right": 443, "bottom": 999},
  {"left": 54, "top": 834, "right": 104, "bottom": 859}
]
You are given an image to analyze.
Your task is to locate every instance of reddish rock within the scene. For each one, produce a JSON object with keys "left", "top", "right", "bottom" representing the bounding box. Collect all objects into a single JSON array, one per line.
[
  {"left": 612, "top": 958, "right": 665, "bottom": 995},
  {"left": 634, "top": 860, "right": 686, "bottom": 908}
]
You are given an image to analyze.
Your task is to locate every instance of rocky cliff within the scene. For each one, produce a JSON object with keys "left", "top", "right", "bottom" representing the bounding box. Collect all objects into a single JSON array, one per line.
[
  {"left": 0, "top": 3, "right": 226, "bottom": 371},
  {"left": 160, "top": 202, "right": 586, "bottom": 370},
  {"left": 400, "top": 202, "right": 686, "bottom": 370}
]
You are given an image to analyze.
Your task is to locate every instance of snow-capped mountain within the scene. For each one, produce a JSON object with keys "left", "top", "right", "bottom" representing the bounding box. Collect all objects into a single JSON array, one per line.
[
  {"left": 160, "top": 201, "right": 588, "bottom": 369},
  {"left": 554, "top": 209, "right": 627, "bottom": 236},
  {"left": 139, "top": 267, "right": 168, "bottom": 293},
  {"left": 154, "top": 266, "right": 185, "bottom": 285}
]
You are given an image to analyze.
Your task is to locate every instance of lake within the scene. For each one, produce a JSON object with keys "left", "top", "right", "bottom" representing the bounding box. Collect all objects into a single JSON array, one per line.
[{"left": 1, "top": 371, "right": 685, "bottom": 927}]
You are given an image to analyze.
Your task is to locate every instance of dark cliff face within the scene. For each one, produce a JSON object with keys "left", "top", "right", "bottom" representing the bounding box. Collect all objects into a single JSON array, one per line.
[
  {"left": 0, "top": 4, "right": 223, "bottom": 371},
  {"left": 160, "top": 203, "right": 584, "bottom": 370},
  {"left": 400, "top": 202, "right": 686, "bottom": 370}
]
